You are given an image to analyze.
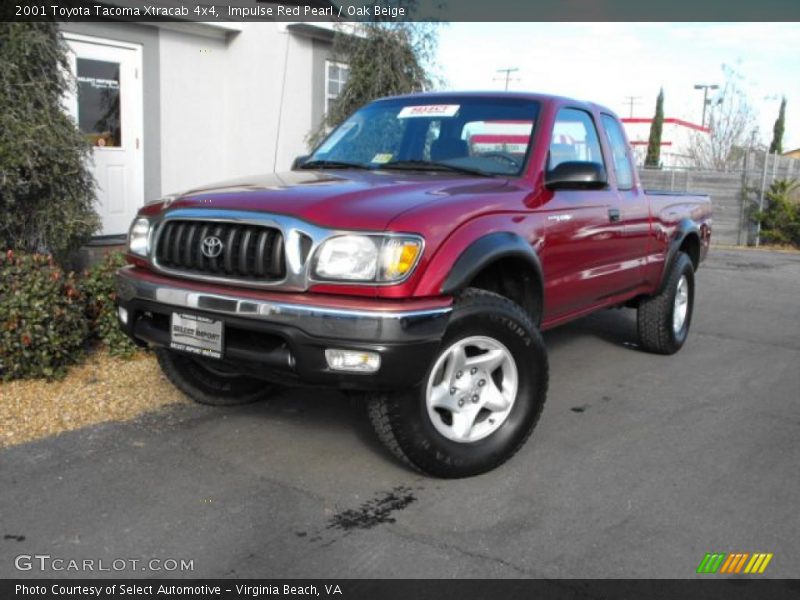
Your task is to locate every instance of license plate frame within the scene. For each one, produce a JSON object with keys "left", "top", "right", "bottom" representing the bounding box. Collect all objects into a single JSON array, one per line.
[{"left": 169, "top": 312, "right": 224, "bottom": 360}]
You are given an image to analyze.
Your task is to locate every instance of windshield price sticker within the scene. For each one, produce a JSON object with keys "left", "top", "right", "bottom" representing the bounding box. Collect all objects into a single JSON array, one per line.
[{"left": 398, "top": 105, "right": 461, "bottom": 119}]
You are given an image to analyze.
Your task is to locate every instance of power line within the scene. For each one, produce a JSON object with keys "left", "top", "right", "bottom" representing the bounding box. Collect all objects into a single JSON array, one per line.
[
  {"left": 623, "top": 96, "right": 642, "bottom": 118},
  {"left": 494, "top": 67, "right": 520, "bottom": 91}
]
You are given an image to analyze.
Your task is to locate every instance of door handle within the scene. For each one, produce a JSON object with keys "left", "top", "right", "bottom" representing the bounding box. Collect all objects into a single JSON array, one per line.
[{"left": 608, "top": 208, "right": 621, "bottom": 223}]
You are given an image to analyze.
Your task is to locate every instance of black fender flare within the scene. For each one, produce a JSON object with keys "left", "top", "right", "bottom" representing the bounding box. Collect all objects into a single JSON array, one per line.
[
  {"left": 660, "top": 219, "right": 700, "bottom": 291},
  {"left": 440, "top": 232, "right": 544, "bottom": 318}
]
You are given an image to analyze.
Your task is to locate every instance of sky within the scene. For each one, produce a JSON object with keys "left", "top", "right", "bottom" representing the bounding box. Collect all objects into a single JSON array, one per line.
[{"left": 435, "top": 22, "right": 800, "bottom": 150}]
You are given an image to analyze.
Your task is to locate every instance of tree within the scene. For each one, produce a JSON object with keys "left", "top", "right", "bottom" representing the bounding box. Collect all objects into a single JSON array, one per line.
[
  {"left": 308, "top": 20, "right": 439, "bottom": 148},
  {"left": 687, "top": 63, "right": 759, "bottom": 170},
  {"left": 0, "top": 23, "right": 98, "bottom": 263},
  {"left": 756, "top": 179, "right": 800, "bottom": 248},
  {"left": 769, "top": 97, "right": 786, "bottom": 155},
  {"left": 645, "top": 88, "right": 664, "bottom": 168}
]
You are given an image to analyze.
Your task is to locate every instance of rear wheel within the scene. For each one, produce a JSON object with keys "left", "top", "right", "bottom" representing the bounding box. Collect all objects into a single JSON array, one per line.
[
  {"left": 637, "top": 251, "right": 695, "bottom": 355},
  {"left": 155, "top": 348, "right": 273, "bottom": 406},
  {"left": 367, "top": 288, "right": 548, "bottom": 478}
]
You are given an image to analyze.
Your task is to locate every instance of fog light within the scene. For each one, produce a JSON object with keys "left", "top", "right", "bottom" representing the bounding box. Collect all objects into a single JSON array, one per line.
[
  {"left": 118, "top": 306, "right": 128, "bottom": 325},
  {"left": 325, "top": 349, "right": 380, "bottom": 373}
]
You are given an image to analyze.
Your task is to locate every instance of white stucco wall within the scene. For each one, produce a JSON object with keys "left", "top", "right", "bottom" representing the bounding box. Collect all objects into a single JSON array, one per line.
[
  {"left": 272, "top": 31, "right": 316, "bottom": 171},
  {"left": 158, "top": 28, "right": 229, "bottom": 194},
  {"left": 158, "top": 23, "right": 318, "bottom": 196}
]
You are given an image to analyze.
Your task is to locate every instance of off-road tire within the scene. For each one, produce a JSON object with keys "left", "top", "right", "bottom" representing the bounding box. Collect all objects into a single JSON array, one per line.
[
  {"left": 367, "top": 288, "right": 549, "bottom": 478},
  {"left": 637, "top": 251, "right": 695, "bottom": 355},
  {"left": 366, "top": 399, "right": 420, "bottom": 472},
  {"left": 156, "top": 348, "right": 273, "bottom": 406}
]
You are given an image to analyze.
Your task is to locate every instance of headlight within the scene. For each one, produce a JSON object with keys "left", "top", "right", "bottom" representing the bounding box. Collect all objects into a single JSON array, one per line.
[
  {"left": 313, "top": 235, "right": 422, "bottom": 283},
  {"left": 127, "top": 217, "right": 151, "bottom": 257},
  {"left": 314, "top": 235, "right": 378, "bottom": 281}
]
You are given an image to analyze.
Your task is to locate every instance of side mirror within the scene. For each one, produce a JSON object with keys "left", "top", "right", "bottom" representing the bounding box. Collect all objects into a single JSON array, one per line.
[
  {"left": 292, "top": 155, "right": 310, "bottom": 170},
  {"left": 545, "top": 161, "right": 607, "bottom": 190}
]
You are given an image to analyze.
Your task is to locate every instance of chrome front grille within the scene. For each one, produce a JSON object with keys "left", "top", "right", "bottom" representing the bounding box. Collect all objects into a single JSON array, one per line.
[{"left": 154, "top": 220, "right": 286, "bottom": 281}]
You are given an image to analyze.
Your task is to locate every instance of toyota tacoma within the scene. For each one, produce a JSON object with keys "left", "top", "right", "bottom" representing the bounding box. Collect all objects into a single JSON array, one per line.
[{"left": 116, "top": 92, "right": 712, "bottom": 477}]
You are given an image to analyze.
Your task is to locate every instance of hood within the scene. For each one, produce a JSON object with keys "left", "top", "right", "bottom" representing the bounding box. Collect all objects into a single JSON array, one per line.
[{"left": 156, "top": 169, "right": 512, "bottom": 231}]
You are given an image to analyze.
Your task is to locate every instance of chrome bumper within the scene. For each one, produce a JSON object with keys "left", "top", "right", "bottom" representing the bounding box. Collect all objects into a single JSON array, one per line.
[{"left": 115, "top": 267, "right": 451, "bottom": 343}]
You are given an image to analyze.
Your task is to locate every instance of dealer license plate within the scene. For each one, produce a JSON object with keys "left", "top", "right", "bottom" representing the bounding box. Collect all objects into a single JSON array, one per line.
[{"left": 170, "top": 313, "right": 224, "bottom": 359}]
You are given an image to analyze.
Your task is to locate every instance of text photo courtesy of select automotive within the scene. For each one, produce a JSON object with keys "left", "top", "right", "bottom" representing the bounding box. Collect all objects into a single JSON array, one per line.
[{"left": 1, "top": 3, "right": 800, "bottom": 596}]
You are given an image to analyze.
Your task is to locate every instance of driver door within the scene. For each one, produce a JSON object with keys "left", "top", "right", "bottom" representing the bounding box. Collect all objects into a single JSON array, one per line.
[{"left": 542, "top": 108, "right": 623, "bottom": 318}]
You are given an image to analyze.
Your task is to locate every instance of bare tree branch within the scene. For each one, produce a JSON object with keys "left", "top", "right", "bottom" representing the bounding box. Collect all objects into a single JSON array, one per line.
[{"left": 687, "top": 63, "right": 760, "bottom": 171}]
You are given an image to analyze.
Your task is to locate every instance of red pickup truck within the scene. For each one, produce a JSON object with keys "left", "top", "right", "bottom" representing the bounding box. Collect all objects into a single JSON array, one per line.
[{"left": 117, "top": 92, "right": 711, "bottom": 477}]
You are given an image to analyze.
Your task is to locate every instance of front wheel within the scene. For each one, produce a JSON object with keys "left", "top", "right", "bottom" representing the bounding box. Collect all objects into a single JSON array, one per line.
[
  {"left": 156, "top": 348, "right": 274, "bottom": 406},
  {"left": 368, "top": 288, "right": 549, "bottom": 478}
]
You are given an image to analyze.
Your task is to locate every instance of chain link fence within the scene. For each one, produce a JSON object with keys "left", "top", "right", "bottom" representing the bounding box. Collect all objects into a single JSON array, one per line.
[{"left": 638, "top": 151, "right": 800, "bottom": 246}]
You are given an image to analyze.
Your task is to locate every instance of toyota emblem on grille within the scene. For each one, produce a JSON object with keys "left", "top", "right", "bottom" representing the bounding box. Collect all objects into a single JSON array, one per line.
[{"left": 201, "top": 236, "right": 224, "bottom": 258}]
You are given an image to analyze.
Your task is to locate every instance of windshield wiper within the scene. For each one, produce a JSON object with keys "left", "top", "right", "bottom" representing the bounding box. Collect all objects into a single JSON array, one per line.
[
  {"left": 301, "top": 158, "right": 496, "bottom": 177},
  {"left": 299, "top": 159, "right": 372, "bottom": 170},
  {"left": 379, "top": 160, "right": 495, "bottom": 177}
]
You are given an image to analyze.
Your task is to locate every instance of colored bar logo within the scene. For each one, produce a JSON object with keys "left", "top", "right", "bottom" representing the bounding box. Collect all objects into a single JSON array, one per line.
[{"left": 696, "top": 552, "right": 773, "bottom": 574}]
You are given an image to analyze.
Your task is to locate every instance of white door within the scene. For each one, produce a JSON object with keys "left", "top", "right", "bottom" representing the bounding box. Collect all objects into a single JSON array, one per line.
[{"left": 64, "top": 35, "right": 144, "bottom": 237}]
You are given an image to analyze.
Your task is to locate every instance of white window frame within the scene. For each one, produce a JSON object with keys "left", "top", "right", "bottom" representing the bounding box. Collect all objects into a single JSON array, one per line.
[{"left": 325, "top": 60, "right": 350, "bottom": 114}]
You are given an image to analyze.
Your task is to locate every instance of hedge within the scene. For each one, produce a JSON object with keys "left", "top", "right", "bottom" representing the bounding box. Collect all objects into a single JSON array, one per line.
[
  {"left": 81, "top": 252, "right": 138, "bottom": 358},
  {"left": 0, "top": 250, "right": 138, "bottom": 381},
  {"left": 0, "top": 251, "right": 88, "bottom": 380}
]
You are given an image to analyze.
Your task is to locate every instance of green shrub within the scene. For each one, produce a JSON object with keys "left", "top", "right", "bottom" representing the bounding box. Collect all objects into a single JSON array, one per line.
[
  {"left": 756, "top": 179, "right": 800, "bottom": 248},
  {"left": 0, "top": 23, "right": 99, "bottom": 263},
  {"left": 81, "top": 252, "right": 138, "bottom": 358},
  {"left": 0, "top": 250, "right": 88, "bottom": 380}
]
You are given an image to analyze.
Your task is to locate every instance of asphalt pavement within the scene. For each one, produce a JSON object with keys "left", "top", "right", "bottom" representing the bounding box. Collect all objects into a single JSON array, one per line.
[{"left": 2, "top": 248, "right": 799, "bottom": 579}]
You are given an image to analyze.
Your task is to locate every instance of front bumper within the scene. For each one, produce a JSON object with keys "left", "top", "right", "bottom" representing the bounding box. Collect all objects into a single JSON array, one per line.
[{"left": 116, "top": 266, "right": 452, "bottom": 390}]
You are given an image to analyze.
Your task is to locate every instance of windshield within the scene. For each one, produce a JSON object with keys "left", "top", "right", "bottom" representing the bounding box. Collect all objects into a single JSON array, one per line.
[{"left": 307, "top": 97, "right": 540, "bottom": 176}]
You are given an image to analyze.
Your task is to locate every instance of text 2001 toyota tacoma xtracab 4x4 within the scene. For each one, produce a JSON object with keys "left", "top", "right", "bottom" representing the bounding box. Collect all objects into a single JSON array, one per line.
[{"left": 116, "top": 92, "right": 711, "bottom": 477}]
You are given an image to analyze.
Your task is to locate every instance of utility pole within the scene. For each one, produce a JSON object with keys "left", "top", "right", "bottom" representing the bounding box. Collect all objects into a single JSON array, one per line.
[
  {"left": 494, "top": 68, "right": 519, "bottom": 91},
  {"left": 694, "top": 83, "right": 719, "bottom": 127},
  {"left": 623, "top": 96, "right": 641, "bottom": 118}
]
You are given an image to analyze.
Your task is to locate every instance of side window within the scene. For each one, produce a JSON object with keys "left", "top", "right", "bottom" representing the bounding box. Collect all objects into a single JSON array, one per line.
[
  {"left": 601, "top": 114, "right": 634, "bottom": 190},
  {"left": 549, "top": 108, "right": 604, "bottom": 170}
]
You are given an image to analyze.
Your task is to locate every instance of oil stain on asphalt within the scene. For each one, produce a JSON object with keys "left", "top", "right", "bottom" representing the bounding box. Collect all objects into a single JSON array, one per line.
[{"left": 327, "top": 486, "right": 417, "bottom": 532}]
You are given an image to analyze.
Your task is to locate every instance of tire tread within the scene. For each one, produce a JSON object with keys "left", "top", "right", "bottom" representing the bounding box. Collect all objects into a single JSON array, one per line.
[
  {"left": 637, "top": 252, "right": 694, "bottom": 355},
  {"left": 366, "top": 396, "right": 420, "bottom": 471},
  {"left": 156, "top": 348, "right": 271, "bottom": 406}
]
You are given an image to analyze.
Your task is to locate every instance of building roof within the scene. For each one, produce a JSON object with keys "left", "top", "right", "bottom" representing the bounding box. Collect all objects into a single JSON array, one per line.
[
  {"left": 622, "top": 117, "right": 710, "bottom": 134},
  {"left": 286, "top": 23, "right": 336, "bottom": 42}
]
